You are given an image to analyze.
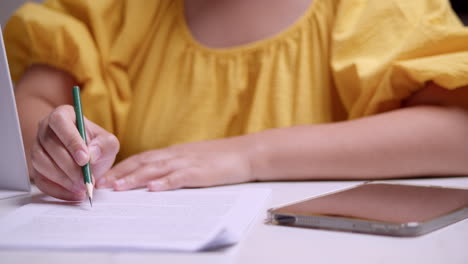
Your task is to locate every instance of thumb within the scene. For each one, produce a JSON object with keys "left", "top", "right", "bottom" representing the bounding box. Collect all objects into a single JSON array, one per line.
[
  {"left": 87, "top": 135, "right": 120, "bottom": 179},
  {"left": 85, "top": 120, "right": 120, "bottom": 179}
]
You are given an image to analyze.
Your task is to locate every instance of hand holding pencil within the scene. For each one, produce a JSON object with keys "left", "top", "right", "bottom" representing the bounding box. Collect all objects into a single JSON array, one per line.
[{"left": 29, "top": 86, "right": 119, "bottom": 202}]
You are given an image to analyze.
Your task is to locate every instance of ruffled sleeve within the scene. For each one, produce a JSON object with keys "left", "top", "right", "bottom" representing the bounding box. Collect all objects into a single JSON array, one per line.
[
  {"left": 331, "top": 0, "right": 468, "bottom": 119},
  {"left": 3, "top": 0, "right": 149, "bottom": 138}
]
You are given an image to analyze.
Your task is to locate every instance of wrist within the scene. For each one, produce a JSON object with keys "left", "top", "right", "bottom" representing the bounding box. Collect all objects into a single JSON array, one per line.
[
  {"left": 240, "top": 125, "right": 327, "bottom": 182},
  {"left": 241, "top": 131, "right": 272, "bottom": 182}
]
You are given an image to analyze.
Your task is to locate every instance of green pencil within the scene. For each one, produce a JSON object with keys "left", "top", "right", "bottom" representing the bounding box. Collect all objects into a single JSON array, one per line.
[{"left": 72, "top": 86, "right": 93, "bottom": 207}]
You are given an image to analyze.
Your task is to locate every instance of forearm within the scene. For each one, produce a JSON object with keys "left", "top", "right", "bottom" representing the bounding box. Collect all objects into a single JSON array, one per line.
[
  {"left": 14, "top": 65, "right": 76, "bottom": 173},
  {"left": 16, "top": 96, "right": 55, "bottom": 172},
  {"left": 250, "top": 106, "right": 468, "bottom": 181}
]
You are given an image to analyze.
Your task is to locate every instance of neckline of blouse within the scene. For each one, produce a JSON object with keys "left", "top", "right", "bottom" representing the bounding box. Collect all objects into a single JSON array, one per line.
[{"left": 177, "top": 0, "right": 319, "bottom": 56}]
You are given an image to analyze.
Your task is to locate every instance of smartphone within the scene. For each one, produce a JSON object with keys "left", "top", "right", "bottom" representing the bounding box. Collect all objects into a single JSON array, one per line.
[{"left": 268, "top": 182, "right": 468, "bottom": 237}]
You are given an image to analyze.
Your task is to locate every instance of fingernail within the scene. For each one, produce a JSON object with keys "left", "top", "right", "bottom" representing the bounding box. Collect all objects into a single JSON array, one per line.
[
  {"left": 89, "top": 145, "right": 101, "bottom": 163},
  {"left": 149, "top": 180, "right": 168, "bottom": 191},
  {"left": 115, "top": 179, "right": 126, "bottom": 189},
  {"left": 75, "top": 150, "right": 89, "bottom": 165}
]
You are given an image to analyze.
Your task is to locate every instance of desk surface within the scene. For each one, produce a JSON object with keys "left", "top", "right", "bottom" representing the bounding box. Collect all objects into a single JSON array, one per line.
[{"left": 1, "top": 177, "right": 467, "bottom": 264}]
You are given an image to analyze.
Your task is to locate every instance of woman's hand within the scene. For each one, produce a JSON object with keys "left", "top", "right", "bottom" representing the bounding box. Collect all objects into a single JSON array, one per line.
[
  {"left": 31, "top": 105, "right": 120, "bottom": 201},
  {"left": 96, "top": 137, "right": 256, "bottom": 191}
]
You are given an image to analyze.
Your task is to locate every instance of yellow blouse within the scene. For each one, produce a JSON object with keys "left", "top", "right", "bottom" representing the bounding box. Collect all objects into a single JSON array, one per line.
[{"left": 4, "top": 0, "right": 468, "bottom": 161}]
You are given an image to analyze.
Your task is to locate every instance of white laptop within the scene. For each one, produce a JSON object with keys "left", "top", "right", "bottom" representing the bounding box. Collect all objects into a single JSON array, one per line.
[{"left": 0, "top": 28, "right": 30, "bottom": 199}]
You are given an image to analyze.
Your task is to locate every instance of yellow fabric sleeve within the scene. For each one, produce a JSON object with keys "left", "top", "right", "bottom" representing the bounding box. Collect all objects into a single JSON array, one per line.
[
  {"left": 3, "top": 0, "right": 142, "bottom": 138},
  {"left": 332, "top": 0, "right": 468, "bottom": 118}
]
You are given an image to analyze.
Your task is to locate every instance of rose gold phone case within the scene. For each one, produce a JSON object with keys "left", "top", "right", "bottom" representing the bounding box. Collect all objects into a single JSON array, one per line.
[{"left": 268, "top": 183, "right": 468, "bottom": 236}]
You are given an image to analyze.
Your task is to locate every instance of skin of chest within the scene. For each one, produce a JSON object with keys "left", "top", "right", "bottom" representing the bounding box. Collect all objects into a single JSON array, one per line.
[{"left": 183, "top": 0, "right": 313, "bottom": 48}]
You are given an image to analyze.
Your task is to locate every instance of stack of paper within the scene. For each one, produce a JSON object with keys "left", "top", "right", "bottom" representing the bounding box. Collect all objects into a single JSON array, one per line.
[{"left": 0, "top": 188, "right": 270, "bottom": 251}]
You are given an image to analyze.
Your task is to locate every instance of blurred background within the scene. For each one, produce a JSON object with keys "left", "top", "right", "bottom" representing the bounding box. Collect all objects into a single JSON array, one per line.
[
  {"left": 1, "top": 0, "right": 467, "bottom": 30},
  {"left": 1, "top": 0, "right": 41, "bottom": 26},
  {"left": 452, "top": 0, "right": 468, "bottom": 23}
]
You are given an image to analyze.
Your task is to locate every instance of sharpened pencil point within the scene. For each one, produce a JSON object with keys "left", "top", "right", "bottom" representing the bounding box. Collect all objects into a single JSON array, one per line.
[{"left": 89, "top": 197, "right": 93, "bottom": 207}]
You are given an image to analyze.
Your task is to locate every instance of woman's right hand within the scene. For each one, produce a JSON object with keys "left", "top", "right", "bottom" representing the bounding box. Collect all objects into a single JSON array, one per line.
[{"left": 31, "top": 105, "right": 120, "bottom": 201}]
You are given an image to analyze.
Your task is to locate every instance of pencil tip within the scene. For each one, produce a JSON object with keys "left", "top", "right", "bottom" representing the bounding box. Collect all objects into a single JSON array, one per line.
[{"left": 89, "top": 197, "right": 93, "bottom": 207}]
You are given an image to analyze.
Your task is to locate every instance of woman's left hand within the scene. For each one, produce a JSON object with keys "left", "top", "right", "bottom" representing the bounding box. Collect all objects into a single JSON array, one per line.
[{"left": 96, "top": 137, "right": 256, "bottom": 191}]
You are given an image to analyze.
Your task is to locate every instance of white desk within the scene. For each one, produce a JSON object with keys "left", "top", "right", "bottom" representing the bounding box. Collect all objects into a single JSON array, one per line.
[{"left": 1, "top": 177, "right": 467, "bottom": 264}]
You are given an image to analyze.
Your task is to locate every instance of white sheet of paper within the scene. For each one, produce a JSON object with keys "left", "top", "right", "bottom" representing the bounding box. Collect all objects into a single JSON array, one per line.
[{"left": 0, "top": 188, "right": 270, "bottom": 252}]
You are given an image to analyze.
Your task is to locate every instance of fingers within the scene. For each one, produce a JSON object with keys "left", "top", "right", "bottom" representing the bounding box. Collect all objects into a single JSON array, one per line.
[
  {"left": 112, "top": 164, "right": 169, "bottom": 191},
  {"left": 95, "top": 156, "right": 140, "bottom": 188},
  {"left": 33, "top": 168, "right": 85, "bottom": 201},
  {"left": 37, "top": 120, "right": 83, "bottom": 187},
  {"left": 96, "top": 150, "right": 172, "bottom": 188},
  {"left": 147, "top": 170, "right": 191, "bottom": 192},
  {"left": 31, "top": 142, "right": 84, "bottom": 194},
  {"left": 35, "top": 105, "right": 88, "bottom": 195},
  {"left": 47, "top": 105, "right": 89, "bottom": 166},
  {"left": 85, "top": 118, "right": 120, "bottom": 163},
  {"left": 32, "top": 105, "right": 120, "bottom": 200},
  {"left": 112, "top": 158, "right": 187, "bottom": 191},
  {"left": 85, "top": 119, "right": 120, "bottom": 179},
  {"left": 147, "top": 168, "right": 210, "bottom": 192}
]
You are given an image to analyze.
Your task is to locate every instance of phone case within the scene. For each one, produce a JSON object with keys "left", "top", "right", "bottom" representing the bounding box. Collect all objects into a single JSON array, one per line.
[{"left": 268, "top": 183, "right": 468, "bottom": 237}]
